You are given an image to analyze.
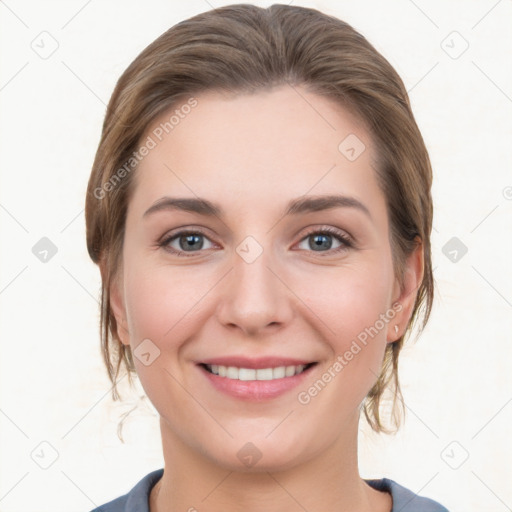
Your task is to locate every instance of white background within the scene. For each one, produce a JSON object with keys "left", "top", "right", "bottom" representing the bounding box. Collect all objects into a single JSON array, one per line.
[{"left": 1, "top": 1, "right": 511, "bottom": 511}]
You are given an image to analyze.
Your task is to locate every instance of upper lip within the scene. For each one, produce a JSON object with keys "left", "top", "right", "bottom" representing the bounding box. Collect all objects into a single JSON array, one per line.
[{"left": 198, "top": 356, "right": 316, "bottom": 369}]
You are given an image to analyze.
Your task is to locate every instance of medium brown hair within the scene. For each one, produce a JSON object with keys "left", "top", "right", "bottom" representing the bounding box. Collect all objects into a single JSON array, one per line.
[{"left": 85, "top": 3, "right": 434, "bottom": 434}]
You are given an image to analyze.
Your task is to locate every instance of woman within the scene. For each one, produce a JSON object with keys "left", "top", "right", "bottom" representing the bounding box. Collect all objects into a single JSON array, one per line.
[{"left": 86, "top": 4, "right": 449, "bottom": 511}]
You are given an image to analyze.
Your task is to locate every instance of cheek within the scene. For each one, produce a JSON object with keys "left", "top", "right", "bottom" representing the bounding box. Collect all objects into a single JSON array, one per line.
[
  {"left": 295, "top": 259, "right": 394, "bottom": 401},
  {"left": 121, "top": 261, "right": 221, "bottom": 398},
  {"left": 121, "top": 264, "right": 204, "bottom": 412},
  {"left": 297, "top": 259, "right": 393, "bottom": 342},
  {"left": 123, "top": 262, "right": 207, "bottom": 344}
]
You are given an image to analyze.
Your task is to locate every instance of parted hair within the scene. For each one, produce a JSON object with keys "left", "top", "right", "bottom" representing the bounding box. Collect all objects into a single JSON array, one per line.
[{"left": 85, "top": 3, "right": 434, "bottom": 434}]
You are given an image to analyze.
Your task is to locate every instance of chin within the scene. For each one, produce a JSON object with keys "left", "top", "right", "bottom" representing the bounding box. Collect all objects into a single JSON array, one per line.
[
  {"left": 216, "top": 449, "right": 307, "bottom": 474},
  {"left": 203, "top": 432, "right": 317, "bottom": 474}
]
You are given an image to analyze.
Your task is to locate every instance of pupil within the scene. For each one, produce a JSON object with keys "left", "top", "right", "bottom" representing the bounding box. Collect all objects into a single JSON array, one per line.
[
  {"left": 182, "top": 234, "right": 202, "bottom": 250},
  {"left": 311, "top": 234, "right": 331, "bottom": 251}
]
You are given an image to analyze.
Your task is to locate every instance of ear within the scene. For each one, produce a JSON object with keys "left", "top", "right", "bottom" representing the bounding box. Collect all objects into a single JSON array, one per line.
[
  {"left": 102, "top": 260, "right": 130, "bottom": 347},
  {"left": 387, "top": 237, "right": 424, "bottom": 343}
]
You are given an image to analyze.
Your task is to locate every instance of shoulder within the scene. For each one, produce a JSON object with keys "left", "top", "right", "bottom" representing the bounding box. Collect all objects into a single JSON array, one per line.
[
  {"left": 88, "top": 470, "right": 449, "bottom": 512},
  {"left": 365, "top": 477, "right": 450, "bottom": 512},
  {"left": 88, "top": 468, "right": 164, "bottom": 512}
]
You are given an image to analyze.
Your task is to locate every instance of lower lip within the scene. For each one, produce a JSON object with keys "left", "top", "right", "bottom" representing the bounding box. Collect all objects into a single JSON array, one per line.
[{"left": 198, "top": 364, "right": 315, "bottom": 401}]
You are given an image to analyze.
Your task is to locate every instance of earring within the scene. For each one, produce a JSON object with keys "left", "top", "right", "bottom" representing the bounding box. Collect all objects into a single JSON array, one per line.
[{"left": 394, "top": 325, "right": 399, "bottom": 334}]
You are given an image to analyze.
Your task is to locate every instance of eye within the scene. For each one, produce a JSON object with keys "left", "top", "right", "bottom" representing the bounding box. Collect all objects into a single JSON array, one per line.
[
  {"left": 296, "top": 226, "right": 353, "bottom": 254},
  {"left": 159, "top": 229, "right": 215, "bottom": 256},
  {"left": 158, "top": 226, "right": 353, "bottom": 257}
]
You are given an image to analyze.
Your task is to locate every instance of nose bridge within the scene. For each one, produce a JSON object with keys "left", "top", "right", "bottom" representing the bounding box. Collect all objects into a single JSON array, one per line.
[
  {"left": 235, "top": 237, "right": 273, "bottom": 293},
  {"left": 217, "top": 233, "right": 292, "bottom": 333}
]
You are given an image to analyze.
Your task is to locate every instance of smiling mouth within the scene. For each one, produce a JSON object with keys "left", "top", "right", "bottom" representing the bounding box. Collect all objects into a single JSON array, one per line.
[{"left": 200, "top": 363, "right": 317, "bottom": 381}]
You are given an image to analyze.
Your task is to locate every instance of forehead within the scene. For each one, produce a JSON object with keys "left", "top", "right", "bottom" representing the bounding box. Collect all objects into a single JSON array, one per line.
[{"left": 130, "top": 85, "right": 386, "bottom": 223}]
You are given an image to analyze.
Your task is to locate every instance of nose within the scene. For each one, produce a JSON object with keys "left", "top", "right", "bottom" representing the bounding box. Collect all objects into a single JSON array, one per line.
[{"left": 215, "top": 243, "right": 294, "bottom": 336}]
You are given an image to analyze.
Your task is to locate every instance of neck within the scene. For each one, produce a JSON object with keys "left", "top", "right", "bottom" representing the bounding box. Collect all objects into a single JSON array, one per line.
[{"left": 150, "top": 415, "right": 391, "bottom": 512}]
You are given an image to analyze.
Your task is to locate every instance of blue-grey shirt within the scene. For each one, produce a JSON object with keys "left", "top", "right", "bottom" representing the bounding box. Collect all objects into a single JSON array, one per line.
[{"left": 89, "top": 468, "right": 449, "bottom": 511}]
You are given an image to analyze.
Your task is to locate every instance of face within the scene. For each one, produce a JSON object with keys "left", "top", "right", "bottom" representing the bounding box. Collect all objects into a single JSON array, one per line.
[{"left": 110, "top": 85, "right": 422, "bottom": 472}]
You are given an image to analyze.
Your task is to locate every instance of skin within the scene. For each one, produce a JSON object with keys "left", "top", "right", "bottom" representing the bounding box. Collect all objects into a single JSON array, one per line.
[{"left": 109, "top": 85, "right": 424, "bottom": 512}]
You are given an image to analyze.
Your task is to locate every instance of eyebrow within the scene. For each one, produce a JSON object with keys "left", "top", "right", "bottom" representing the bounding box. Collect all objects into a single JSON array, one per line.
[{"left": 143, "top": 194, "right": 372, "bottom": 221}]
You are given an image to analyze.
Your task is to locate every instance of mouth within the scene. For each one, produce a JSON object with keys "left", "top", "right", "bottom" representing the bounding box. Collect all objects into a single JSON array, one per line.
[
  {"left": 200, "top": 362, "right": 317, "bottom": 381},
  {"left": 196, "top": 358, "right": 318, "bottom": 401}
]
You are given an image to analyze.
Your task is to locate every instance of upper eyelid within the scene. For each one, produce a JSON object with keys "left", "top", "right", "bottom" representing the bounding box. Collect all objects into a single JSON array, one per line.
[
  {"left": 301, "top": 225, "right": 351, "bottom": 240},
  {"left": 160, "top": 227, "right": 217, "bottom": 245}
]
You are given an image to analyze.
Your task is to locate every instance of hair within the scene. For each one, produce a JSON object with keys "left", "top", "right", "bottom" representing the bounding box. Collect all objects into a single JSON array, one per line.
[{"left": 85, "top": 3, "right": 434, "bottom": 434}]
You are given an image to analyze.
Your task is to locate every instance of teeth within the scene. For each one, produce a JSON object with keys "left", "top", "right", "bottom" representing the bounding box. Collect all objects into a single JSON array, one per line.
[
  {"left": 239, "top": 368, "right": 256, "bottom": 380},
  {"left": 205, "top": 364, "right": 310, "bottom": 380},
  {"left": 226, "top": 366, "right": 238, "bottom": 379},
  {"left": 256, "top": 368, "right": 273, "bottom": 380},
  {"left": 285, "top": 365, "right": 296, "bottom": 377},
  {"left": 272, "top": 366, "right": 285, "bottom": 379}
]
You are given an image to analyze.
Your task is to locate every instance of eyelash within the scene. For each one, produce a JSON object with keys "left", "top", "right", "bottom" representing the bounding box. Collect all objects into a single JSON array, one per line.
[{"left": 158, "top": 226, "right": 354, "bottom": 258}]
